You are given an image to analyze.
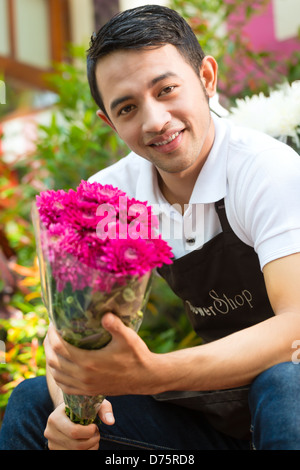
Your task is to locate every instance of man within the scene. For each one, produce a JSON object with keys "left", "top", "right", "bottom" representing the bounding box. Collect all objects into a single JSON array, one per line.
[{"left": 1, "top": 5, "right": 300, "bottom": 450}]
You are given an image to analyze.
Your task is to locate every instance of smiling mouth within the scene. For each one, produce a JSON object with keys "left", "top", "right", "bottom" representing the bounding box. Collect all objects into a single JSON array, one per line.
[{"left": 152, "top": 131, "right": 181, "bottom": 147}]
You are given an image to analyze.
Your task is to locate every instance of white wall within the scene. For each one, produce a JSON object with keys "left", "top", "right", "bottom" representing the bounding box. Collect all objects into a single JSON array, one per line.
[
  {"left": 273, "top": 0, "right": 300, "bottom": 41},
  {"left": 14, "top": 0, "right": 51, "bottom": 68},
  {"left": 0, "top": 0, "right": 10, "bottom": 56},
  {"left": 68, "top": 0, "right": 95, "bottom": 46}
]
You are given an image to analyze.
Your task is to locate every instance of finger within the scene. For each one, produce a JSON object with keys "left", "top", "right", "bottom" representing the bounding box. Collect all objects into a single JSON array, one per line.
[
  {"left": 47, "top": 430, "right": 100, "bottom": 451},
  {"left": 98, "top": 399, "right": 115, "bottom": 425},
  {"left": 44, "top": 327, "right": 86, "bottom": 387},
  {"left": 45, "top": 405, "right": 100, "bottom": 450},
  {"left": 48, "top": 403, "right": 99, "bottom": 439},
  {"left": 101, "top": 312, "right": 130, "bottom": 340},
  {"left": 44, "top": 342, "right": 73, "bottom": 375},
  {"left": 46, "top": 323, "right": 90, "bottom": 369},
  {"left": 44, "top": 346, "right": 80, "bottom": 393},
  {"left": 49, "top": 373, "right": 85, "bottom": 395},
  {"left": 45, "top": 324, "right": 77, "bottom": 362},
  {"left": 66, "top": 425, "right": 100, "bottom": 451}
]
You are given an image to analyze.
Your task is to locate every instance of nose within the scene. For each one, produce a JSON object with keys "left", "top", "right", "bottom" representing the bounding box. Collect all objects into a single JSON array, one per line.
[{"left": 142, "top": 101, "right": 171, "bottom": 134}]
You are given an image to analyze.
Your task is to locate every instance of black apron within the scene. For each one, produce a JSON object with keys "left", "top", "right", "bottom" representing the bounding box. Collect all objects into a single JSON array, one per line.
[{"left": 155, "top": 199, "right": 275, "bottom": 440}]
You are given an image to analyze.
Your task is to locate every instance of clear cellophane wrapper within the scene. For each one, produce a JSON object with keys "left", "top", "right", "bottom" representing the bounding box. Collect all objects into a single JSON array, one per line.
[{"left": 33, "top": 205, "right": 152, "bottom": 424}]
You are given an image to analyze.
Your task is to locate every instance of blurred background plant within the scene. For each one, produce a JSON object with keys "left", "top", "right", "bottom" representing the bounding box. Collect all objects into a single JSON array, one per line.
[
  {"left": 172, "top": 0, "right": 300, "bottom": 101},
  {"left": 0, "top": 0, "right": 299, "bottom": 427},
  {"left": 31, "top": 46, "right": 129, "bottom": 191}
]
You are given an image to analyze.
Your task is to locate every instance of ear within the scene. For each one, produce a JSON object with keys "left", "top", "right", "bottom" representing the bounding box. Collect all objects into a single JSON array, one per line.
[
  {"left": 96, "top": 109, "right": 117, "bottom": 131},
  {"left": 199, "top": 56, "right": 218, "bottom": 98}
]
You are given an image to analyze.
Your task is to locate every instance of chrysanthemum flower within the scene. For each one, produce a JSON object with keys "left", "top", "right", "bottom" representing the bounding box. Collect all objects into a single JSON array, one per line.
[{"left": 36, "top": 180, "right": 173, "bottom": 291}]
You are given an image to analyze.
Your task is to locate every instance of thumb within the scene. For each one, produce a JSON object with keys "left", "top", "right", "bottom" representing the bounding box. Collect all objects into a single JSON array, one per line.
[
  {"left": 101, "top": 312, "right": 129, "bottom": 338},
  {"left": 98, "top": 399, "right": 115, "bottom": 426}
]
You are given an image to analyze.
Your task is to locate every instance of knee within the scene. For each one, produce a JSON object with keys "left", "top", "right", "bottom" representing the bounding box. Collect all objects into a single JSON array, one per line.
[
  {"left": 249, "top": 362, "right": 300, "bottom": 450},
  {"left": 249, "top": 362, "right": 299, "bottom": 404},
  {"left": 6, "top": 376, "right": 50, "bottom": 411},
  {"left": 10, "top": 376, "right": 39, "bottom": 399},
  {"left": 7, "top": 378, "right": 33, "bottom": 406},
  {"left": 0, "top": 376, "right": 51, "bottom": 450}
]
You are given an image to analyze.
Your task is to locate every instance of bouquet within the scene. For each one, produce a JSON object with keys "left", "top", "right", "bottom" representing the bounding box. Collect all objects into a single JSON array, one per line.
[{"left": 32, "top": 180, "right": 173, "bottom": 424}]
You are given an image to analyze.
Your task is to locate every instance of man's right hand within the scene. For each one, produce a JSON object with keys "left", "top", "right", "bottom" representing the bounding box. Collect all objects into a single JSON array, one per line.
[{"left": 44, "top": 399, "right": 115, "bottom": 450}]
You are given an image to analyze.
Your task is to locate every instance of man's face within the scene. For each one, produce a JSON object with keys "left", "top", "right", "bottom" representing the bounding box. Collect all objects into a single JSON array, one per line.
[{"left": 96, "top": 44, "right": 217, "bottom": 177}]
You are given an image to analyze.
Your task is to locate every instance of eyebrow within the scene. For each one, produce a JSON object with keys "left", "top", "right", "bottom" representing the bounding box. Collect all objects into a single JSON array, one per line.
[{"left": 110, "top": 72, "right": 178, "bottom": 112}]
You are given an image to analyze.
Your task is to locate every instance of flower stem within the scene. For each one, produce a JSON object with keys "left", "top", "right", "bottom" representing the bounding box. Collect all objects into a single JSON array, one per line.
[{"left": 65, "top": 406, "right": 96, "bottom": 426}]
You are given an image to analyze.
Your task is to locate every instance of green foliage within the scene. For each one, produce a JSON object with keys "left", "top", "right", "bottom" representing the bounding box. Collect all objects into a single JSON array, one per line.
[
  {"left": 0, "top": 293, "right": 48, "bottom": 421},
  {"left": 285, "top": 50, "right": 300, "bottom": 84},
  {"left": 30, "top": 46, "right": 129, "bottom": 191}
]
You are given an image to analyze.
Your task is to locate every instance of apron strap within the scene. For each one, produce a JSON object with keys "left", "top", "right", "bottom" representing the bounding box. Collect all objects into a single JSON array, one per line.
[{"left": 215, "top": 199, "right": 232, "bottom": 233}]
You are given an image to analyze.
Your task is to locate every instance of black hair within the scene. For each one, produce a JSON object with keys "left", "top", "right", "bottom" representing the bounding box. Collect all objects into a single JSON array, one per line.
[{"left": 87, "top": 5, "right": 206, "bottom": 117}]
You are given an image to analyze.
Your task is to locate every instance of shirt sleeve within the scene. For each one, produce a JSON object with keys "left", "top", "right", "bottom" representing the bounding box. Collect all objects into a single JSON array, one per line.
[{"left": 228, "top": 142, "right": 300, "bottom": 270}]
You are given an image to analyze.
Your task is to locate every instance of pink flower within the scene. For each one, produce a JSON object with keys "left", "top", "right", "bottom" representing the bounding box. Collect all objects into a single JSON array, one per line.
[
  {"left": 36, "top": 189, "right": 68, "bottom": 226},
  {"left": 99, "top": 236, "right": 172, "bottom": 278},
  {"left": 36, "top": 180, "right": 173, "bottom": 292}
]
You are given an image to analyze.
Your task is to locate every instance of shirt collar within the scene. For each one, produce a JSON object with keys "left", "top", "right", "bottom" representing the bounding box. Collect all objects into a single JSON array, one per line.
[
  {"left": 135, "top": 113, "right": 230, "bottom": 209},
  {"left": 189, "top": 113, "right": 229, "bottom": 204}
]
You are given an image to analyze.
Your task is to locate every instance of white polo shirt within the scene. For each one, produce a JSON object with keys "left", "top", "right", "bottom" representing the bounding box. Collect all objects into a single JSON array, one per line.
[{"left": 89, "top": 114, "right": 300, "bottom": 270}]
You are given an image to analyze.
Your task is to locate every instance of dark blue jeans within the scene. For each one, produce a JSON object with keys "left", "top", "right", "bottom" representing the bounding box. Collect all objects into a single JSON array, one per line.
[{"left": 0, "top": 362, "right": 299, "bottom": 450}]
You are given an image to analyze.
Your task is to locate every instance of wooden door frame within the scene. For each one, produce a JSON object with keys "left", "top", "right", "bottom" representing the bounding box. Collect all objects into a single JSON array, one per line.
[{"left": 0, "top": 0, "right": 71, "bottom": 89}]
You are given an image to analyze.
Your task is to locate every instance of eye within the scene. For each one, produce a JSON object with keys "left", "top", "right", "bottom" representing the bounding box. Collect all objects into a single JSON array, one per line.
[
  {"left": 118, "top": 104, "right": 136, "bottom": 116},
  {"left": 159, "top": 85, "right": 175, "bottom": 97}
]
